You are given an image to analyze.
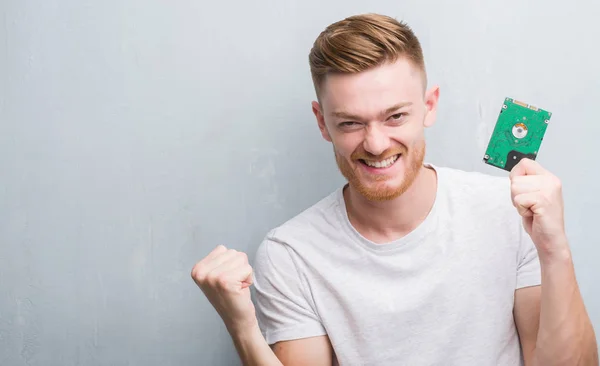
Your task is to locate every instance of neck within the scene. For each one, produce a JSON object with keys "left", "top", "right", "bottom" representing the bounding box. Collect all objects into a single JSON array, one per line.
[{"left": 344, "top": 165, "right": 438, "bottom": 244}]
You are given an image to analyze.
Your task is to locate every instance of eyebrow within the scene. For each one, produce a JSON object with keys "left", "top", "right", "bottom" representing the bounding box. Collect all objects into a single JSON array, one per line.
[{"left": 331, "top": 101, "right": 413, "bottom": 121}]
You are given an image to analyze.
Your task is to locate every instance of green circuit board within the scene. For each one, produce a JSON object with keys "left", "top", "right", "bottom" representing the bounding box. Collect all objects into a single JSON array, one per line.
[{"left": 483, "top": 97, "right": 552, "bottom": 171}]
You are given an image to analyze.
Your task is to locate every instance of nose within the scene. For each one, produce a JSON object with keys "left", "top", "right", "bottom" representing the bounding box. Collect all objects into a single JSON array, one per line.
[{"left": 363, "top": 124, "right": 390, "bottom": 156}]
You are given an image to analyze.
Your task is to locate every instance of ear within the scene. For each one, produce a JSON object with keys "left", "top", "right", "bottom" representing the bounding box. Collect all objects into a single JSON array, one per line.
[
  {"left": 312, "top": 101, "right": 332, "bottom": 142},
  {"left": 423, "top": 85, "right": 440, "bottom": 128}
]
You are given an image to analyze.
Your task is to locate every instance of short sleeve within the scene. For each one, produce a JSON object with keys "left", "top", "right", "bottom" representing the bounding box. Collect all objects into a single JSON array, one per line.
[
  {"left": 251, "top": 233, "right": 327, "bottom": 345},
  {"left": 516, "top": 223, "right": 542, "bottom": 289}
]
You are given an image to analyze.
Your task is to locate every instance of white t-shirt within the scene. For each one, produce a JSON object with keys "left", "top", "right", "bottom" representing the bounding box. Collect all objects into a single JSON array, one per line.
[{"left": 252, "top": 164, "right": 541, "bottom": 366}]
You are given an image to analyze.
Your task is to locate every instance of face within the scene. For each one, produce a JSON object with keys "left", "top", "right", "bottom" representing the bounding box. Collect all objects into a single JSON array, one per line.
[{"left": 312, "top": 58, "right": 439, "bottom": 201}]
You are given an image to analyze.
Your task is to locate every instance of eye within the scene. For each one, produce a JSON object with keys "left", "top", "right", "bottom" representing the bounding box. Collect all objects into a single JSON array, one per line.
[
  {"left": 390, "top": 113, "right": 404, "bottom": 121},
  {"left": 339, "top": 121, "right": 361, "bottom": 128}
]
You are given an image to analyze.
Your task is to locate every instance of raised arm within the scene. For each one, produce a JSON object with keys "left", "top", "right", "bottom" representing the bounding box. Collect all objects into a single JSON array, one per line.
[
  {"left": 192, "top": 245, "right": 334, "bottom": 366},
  {"left": 510, "top": 159, "right": 598, "bottom": 365}
]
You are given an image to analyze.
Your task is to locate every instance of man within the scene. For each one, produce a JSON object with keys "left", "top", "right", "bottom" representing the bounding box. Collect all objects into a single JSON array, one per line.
[{"left": 191, "top": 13, "right": 598, "bottom": 365}]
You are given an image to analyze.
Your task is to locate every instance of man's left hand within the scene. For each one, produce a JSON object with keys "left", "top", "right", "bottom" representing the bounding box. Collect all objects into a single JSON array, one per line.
[{"left": 509, "top": 158, "right": 569, "bottom": 257}]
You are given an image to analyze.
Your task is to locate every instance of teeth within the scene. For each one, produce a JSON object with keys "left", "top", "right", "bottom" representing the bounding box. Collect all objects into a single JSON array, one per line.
[{"left": 364, "top": 155, "right": 399, "bottom": 168}]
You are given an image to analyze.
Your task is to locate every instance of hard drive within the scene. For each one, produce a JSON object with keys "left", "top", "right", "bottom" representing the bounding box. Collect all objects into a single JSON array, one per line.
[{"left": 483, "top": 97, "right": 552, "bottom": 171}]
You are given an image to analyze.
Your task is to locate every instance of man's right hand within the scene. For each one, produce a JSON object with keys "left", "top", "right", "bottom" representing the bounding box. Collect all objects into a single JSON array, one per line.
[
  {"left": 191, "top": 245, "right": 257, "bottom": 335},
  {"left": 191, "top": 245, "right": 333, "bottom": 366}
]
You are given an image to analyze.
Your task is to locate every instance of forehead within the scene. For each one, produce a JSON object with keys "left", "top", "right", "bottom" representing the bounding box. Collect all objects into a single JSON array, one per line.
[{"left": 320, "top": 58, "right": 424, "bottom": 117}]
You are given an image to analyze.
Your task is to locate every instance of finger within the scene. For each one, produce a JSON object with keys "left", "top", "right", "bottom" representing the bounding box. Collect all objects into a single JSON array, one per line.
[
  {"left": 227, "top": 263, "right": 253, "bottom": 287},
  {"left": 513, "top": 192, "right": 538, "bottom": 217},
  {"left": 509, "top": 158, "right": 548, "bottom": 179},
  {"left": 208, "top": 253, "right": 248, "bottom": 278},
  {"left": 233, "top": 264, "right": 254, "bottom": 289},
  {"left": 511, "top": 176, "right": 544, "bottom": 195},
  {"left": 201, "top": 249, "right": 240, "bottom": 275},
  {"left": 242, "top": 271, "right": 254, "bottom": 289},
  {"left": 192, "top": 245, "right": 228, "bottom": 280},
  {"left": 200, "top": 245, "right": 228, "bottom": 265},
  {"left": 211, "top": 263, "right": 253, "bottom": 291}
]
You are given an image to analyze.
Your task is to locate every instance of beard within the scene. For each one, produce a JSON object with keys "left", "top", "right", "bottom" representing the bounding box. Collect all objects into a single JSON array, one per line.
[{"left": 334, "top": 139, "right": 426, "bottom": 202}]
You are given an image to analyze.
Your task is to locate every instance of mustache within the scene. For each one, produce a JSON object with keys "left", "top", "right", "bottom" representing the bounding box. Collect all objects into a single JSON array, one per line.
[{"left": 351, "top": 147, "right": 406, "bottom": 161}]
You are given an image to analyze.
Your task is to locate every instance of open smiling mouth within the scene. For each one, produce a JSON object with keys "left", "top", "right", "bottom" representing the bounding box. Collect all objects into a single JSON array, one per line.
[{"left": 358, "top": 154, "right": 401, "bottom": 169}]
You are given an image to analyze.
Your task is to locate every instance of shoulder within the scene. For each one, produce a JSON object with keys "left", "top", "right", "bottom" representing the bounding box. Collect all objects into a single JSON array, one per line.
[
  {"left": 435, "top": 164, "right": 512, "bottom": 207},
  {"left": 268, "top": 188, "right": 342, "bottom": 240},
  {"left": 433, "top": 164, "right": 526, "bottom": 253},
  {"left": 254, "top": 187, "right": 342, "bottom": 263},
  {"left": 436, "top": 164, "right": 510, "bottom": 191},
  {"left": 431, "top": 164, "right": 521, "bottom": 227}
]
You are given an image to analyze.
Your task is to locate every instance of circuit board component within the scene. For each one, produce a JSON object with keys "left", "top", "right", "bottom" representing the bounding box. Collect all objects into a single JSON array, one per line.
[{"left": 483, "top": 97, "right": 552, "bottom": 171}]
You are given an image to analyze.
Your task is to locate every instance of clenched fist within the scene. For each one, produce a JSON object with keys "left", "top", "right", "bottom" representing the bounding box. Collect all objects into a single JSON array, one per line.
[
  {"left": 191, "top": 245, "right": 257, "bottom": 334},
  {"left": 509, "top": 158, "right": 568, "bottom": 257}
]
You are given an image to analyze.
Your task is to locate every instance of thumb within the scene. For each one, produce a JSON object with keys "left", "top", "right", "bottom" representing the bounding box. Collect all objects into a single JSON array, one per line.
[
  {"left": 237, "top": 264, "right": 253, "bottom": 289},
  {"left": 513, "top": 192, "right": 536, "bottom": 217}
]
